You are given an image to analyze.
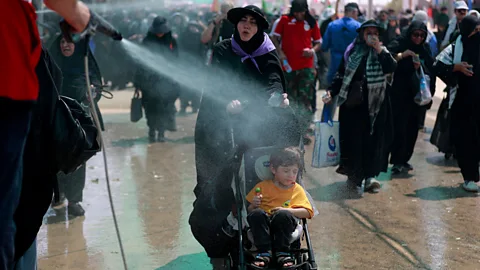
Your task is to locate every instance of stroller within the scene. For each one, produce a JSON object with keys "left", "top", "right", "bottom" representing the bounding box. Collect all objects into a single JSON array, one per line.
[{"left": 226, "top": 125, "right": 319, "bottom": 270}]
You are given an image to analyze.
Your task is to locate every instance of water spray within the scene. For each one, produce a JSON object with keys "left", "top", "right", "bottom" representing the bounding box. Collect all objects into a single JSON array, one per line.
[{"left": 62, "top": 11, "right": 128, "bottom": 270}]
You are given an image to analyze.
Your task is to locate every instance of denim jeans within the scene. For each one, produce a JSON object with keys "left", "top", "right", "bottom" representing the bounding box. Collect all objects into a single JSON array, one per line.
[
  {"left": 0, "top": 110, "right": 31, "bottom": 270},
  {"left": 14, "top": 239, "right": 36, "bottom": 270}
]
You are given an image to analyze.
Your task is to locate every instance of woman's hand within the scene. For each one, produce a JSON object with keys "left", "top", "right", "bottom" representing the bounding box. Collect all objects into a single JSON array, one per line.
[
  {"left": 453, "top": 62, "right": 474, "bottom": 77},
  {"left": 226, "top": 100, "right": 243, "bottom": 114},
  {"left": 366, "top": 35, "right": 383, "bottom": 53},
  {"left": 280, "top": 93, "right": 289, "bottom": 108},
  {"left": 401, "top": 49, "right": 416, "bottom": 59},
  {"left": 413, "top": 61, "right": 421, "bottom": 70},
  {"left": 322, "top": 91, "right": 332, "bottom": 104}
]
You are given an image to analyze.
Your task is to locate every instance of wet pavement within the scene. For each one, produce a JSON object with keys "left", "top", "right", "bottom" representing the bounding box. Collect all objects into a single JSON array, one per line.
[{"left": 38, "top": 82, "right": 480, "bottom": 270}]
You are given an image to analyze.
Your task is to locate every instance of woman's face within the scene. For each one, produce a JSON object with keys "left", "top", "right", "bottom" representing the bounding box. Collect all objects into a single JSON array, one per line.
[
  {"left": 237, "top": 14, "right": 258, "bottom": 42},
  {"left": 60, "top": 37, "right": 75, "bottom": 57},
  {"left": 362, "top": 27, "right": 379, "bottom": 42},
  {"left": 410, "top": 30, "right": 426, "bottom": 45}
]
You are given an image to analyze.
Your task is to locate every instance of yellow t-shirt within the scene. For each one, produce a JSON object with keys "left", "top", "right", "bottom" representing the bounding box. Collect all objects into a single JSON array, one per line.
[{"left": 246, "top": 180, "right": 314, "bottom": 219}]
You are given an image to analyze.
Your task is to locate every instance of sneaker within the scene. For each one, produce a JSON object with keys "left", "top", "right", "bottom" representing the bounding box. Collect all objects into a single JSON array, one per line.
[
  {"left": 463, "top": 181, "right": 479, "bottom": 192},
  {"left": 403, "top": 163, "right": 414, "bottom": 171},
  {"left": 391, "top": 165, "right": 403, "bottom": 175},
  {"left": 68, "top": 203, "right": 85, "bottom": 217},
  {"left": 346, "top": 179, "right": 364, "bottom": 197},
  {"left": 364, "top": 178, "right": 381, "bottom": 193}
]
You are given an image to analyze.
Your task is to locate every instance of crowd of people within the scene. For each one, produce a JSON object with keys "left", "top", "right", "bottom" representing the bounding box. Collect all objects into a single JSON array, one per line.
[{"left": 2, "top": 0, "right": 480, "bottom": 269}]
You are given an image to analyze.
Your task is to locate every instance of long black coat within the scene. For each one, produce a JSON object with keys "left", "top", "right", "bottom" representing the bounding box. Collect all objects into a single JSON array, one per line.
[
  {"left": 189, "top": 38, "right": 300, "bottom": 258},
  {"left": 329, "top": 49, "right": 397, "bottom": 181},
  {"left": 14, "top": 48, "right": 61, "bottom": 260}
]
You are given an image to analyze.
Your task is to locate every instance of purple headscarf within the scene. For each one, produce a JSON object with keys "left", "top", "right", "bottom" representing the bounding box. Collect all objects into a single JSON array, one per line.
[{"left": 231, "top": 32, "right": 276, "bottom": 72}]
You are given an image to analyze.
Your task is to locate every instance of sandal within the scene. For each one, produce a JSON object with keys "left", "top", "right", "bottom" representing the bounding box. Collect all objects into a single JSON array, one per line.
[
  {"left": 276, "top": 252, "right": 296, "bottom": 269},
  {"left": 250, "top": 252, "right": 271, "bottom": 269}
]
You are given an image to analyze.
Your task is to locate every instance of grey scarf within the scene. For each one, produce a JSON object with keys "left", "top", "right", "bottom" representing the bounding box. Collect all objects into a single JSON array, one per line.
[{"left": 338, "top": 42, "right": 388, "bottom": 133}]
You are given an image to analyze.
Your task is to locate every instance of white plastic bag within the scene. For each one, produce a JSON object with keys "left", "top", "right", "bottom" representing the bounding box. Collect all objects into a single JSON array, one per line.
[
  {"left": 311, "top": 111, "right": 340, "bottom": 168},
  {"left": 414, "top": 66, "right": 432, "bottom": 106}
]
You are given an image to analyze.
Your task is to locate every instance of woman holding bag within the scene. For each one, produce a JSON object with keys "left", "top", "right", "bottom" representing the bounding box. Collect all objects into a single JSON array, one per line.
[
  {"left": 323, "top": 20, "right": 397, "bottom": 197},
  {"left": 434, "top": 15, "right": 480, "bottom": 192},
  {"left": 387, "top": 21, "right": 436, "bottom": 175}
]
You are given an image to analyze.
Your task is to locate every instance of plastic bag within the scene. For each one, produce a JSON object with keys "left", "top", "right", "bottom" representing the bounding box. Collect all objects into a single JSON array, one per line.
[
  {"left": 311, "top": 110, "right": 340, "bottom": 168},
  {"left": 414, "top": 66, "right": 432, "bottom": 106}
]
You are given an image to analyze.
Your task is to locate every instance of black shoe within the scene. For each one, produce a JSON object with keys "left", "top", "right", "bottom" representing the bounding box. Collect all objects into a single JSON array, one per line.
[
  {"left": 68, "top": 203, "right": 85, "bottom": 217},
  {"left": 403, "top": 163, "right": 413, "bottom": 171},
  {"left": 148, "top": 129, "right": 156, "bottom": 143},
  {"left": 157, "top": 131, "right": 166, "bottom": 143},
  {"left": 391, "top": 165, "right": 403, "bottom": 175}
]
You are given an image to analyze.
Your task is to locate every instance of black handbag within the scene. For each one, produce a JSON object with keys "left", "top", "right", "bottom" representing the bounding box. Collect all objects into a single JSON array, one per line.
[
  {"left": 345, "top": 77, "right": 365, "bottom": 107},
  {"left": 130, "top": 89, "right": 143, "bottom": 122},
  {"left": 42, "top": 54, "right": 101, "bottom": 174},
  {"left": 53, "top": 96, "right": 101, "bottom": 174}
]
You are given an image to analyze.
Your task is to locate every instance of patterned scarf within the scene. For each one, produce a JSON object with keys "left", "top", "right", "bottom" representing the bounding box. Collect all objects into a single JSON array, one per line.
[{"left": 338, "top": 41, "right": 388, "bottom": 133}]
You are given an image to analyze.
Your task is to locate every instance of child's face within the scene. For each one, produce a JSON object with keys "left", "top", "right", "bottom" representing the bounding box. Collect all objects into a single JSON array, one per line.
[{"left": 271, "top": 165, "right": 299, "bottom": 187}]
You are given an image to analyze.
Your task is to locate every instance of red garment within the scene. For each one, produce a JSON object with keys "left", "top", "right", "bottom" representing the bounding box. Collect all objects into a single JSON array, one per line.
[
  {"left": 0, "top": 0, "right": 41, "bottom": 102},
  {"left": 273, "top": 15, "right": 321, "bottom": 72}
]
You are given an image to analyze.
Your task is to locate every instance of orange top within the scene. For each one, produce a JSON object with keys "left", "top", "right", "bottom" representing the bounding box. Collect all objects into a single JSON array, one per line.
[{"left": 246, "top": 180, "right": 314, "bottom": 219}]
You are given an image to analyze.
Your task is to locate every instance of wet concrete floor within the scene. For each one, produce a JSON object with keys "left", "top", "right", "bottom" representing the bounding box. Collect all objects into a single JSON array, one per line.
[{"left": 38, "top": 82, "right": 480, "bottom": 270}]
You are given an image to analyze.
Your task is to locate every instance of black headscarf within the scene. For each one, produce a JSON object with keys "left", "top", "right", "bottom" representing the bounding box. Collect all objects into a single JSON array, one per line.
[
  {"left": 388, "top": 21, "right": 430, "bottom": 58},
  {"left": 289, "top": 0, "right": 317, "bottom": 29},
  {"left": 232, "top": 20, "right": 267, "bottom": 55},
  {"left": 460, "top": 15, "right": 480, "bottom": 68}
]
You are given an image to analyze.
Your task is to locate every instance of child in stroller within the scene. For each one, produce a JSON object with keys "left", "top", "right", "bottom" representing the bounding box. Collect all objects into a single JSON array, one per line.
[{"left": 244, "top": 147, "right": 314, "bottom": 269}]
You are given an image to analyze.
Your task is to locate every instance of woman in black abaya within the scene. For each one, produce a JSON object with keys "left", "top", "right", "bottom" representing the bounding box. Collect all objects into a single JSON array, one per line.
[
  {"left": 387, "top": 21, "right": 436, "bottom": 175},
  {"left": 190, "top": 5, "right": 297, "bottom": 269},
  {"left": 134, "top": 16, "right": 180, "bottom": 142},
  {"left": 435, "top": 15, "right": 480, "bottom": 192},
  {"left": 49, "top": 36, "right": 104, "bottom": 217}
]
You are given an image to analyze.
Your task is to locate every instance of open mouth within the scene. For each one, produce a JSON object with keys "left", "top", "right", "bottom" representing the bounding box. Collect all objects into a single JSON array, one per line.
[{"left": 242, "top": 31, "right": 250, "bottom": 35}]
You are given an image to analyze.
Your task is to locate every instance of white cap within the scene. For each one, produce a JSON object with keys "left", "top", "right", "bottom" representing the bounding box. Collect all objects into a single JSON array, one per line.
[
  {"left": 454, "top": 1, "right": 468, "bottom": 10},
  {"left": 413, "top": 10, "right": 429, "bottom": 24}
]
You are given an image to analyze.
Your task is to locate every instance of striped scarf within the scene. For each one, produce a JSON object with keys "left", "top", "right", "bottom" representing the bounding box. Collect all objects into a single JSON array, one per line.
[{"left": 338, "top": 42, "right": 388, "bottom": 133}]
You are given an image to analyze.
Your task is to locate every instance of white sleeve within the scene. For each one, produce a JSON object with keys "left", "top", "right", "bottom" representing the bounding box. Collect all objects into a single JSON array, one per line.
[{"left": 269, "top": 18, "right": 281, "bottom": 37}]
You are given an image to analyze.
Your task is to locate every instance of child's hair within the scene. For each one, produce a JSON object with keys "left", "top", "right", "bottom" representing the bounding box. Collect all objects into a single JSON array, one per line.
[{"left": 270, "top": 147, "right": 302, "bottom": 170}]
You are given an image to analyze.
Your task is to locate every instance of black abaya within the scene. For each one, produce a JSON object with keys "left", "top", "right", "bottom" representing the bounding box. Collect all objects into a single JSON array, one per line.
[{"left": 387, "top": 21, "right": 436, "bottom": 167}]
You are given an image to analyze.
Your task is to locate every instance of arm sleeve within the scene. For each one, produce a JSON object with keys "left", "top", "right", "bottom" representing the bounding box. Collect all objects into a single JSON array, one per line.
[
  {"left": 321, "top": 25, "right": 331, "bottom": 52},
  {"left": 433, "top": 60, "right": 455, "bottom": 86},
  {"left": 273, "top": 16, "right": 286, "bottom": 37},
  {"left": 290, "top": 186, "right": 314, "bottom": 218},
  {"left": 312, "top": 23, "right": 321, "bottom": 43},
  {"left": 328, "top": 58, "right": 346, "bottom": 97},
  {"left": 263, "top": 56, "right": 285, "bottom": 95},
  {"left": 378, "top": 49, "right": 397, "bottom": 74}
]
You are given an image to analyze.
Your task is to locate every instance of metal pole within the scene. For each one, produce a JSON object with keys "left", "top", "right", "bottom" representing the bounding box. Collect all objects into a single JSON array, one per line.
[{"left": 368, "top": 0, "right": 372, "bottom": 19}]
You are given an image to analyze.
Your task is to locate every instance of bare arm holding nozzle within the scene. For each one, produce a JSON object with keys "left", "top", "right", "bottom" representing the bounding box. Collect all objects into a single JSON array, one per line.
[{"left": 43, "top": 0, "right": 91, "bottom": 33}]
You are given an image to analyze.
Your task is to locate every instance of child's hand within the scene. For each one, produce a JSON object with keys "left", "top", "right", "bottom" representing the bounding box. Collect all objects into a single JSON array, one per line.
[
  {"left": 252, "top": 194, "right": 262, "bottom": 208},
  {"left": 270, "top": 207, "right": 287, "bottom": 213}
]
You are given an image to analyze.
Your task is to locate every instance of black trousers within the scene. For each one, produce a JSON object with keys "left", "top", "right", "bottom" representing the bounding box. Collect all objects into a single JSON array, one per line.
[
  {"left": 390, "top": 101, "right": 420, "bottom": 165},
  {"left": 247, "top": 209, "right": 298, "bottom": 253},
  {"left": 57, "top": 164, "right": 86, "bottom": 203}
]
